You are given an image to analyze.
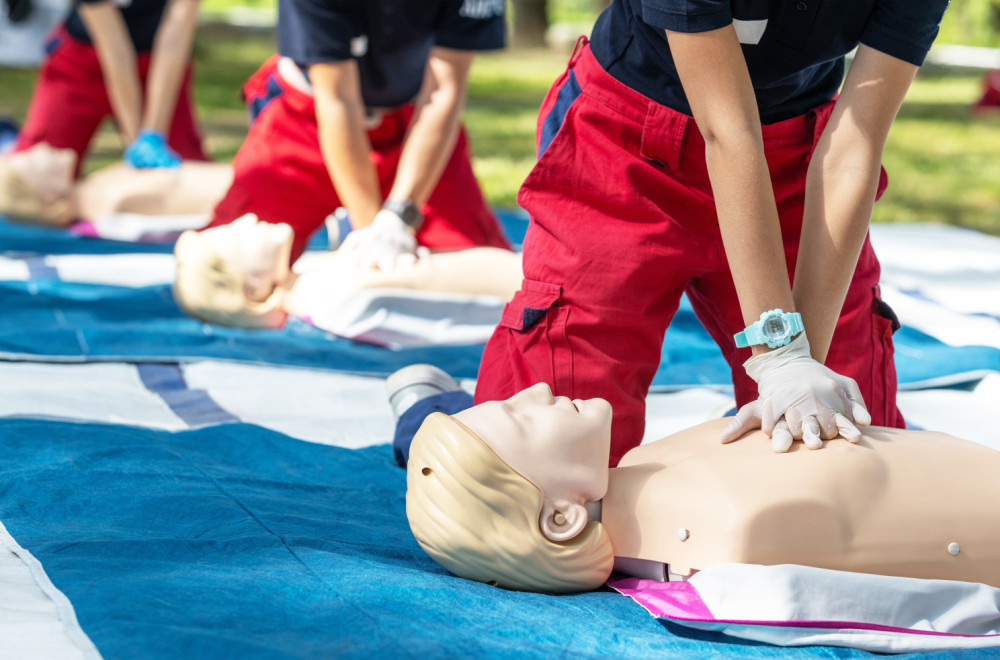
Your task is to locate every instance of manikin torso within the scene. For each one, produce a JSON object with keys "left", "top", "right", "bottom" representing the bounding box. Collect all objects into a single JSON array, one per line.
[
  {"left": 1, "top": 144, "right": 233, "bottom": 226},
  {"left": 601, "top": 418, "right": 1000, "bottom": 587},
  {"left": 175, "top": 214, "right": 522, "bottom": 327}
]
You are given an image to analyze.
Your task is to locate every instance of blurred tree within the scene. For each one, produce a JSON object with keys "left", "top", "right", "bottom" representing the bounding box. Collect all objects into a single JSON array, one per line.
[
  {"left": 938, "top": 0, "right": 1000, "bottom": 46},
  {"left": 510, "top": 0, "right": 548, "bottom": 47}
]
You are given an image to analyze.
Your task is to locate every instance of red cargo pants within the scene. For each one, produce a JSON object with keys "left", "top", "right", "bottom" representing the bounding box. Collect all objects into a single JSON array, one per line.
[
  {"left": 206, "top": 56, "right": 511, "bottom": 262},
  {"left": 475, "top": 42, "right": 902, "bottom": 466}
]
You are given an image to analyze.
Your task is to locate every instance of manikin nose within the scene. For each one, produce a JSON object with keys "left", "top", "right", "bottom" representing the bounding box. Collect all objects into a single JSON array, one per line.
[{"left": 523, "top": 382, "right": 555, "bottom": 403}]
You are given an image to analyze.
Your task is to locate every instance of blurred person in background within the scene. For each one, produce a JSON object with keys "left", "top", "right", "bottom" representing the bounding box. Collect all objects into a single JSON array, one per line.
[
  {"left": 203, "top": 0, "right": 512, "bottom": 268},
  {"left": 12, "top": 0, "right": 207, "bottom": 175}
]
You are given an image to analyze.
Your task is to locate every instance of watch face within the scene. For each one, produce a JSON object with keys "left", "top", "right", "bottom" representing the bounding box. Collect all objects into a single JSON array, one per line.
[{"left": 762, "top": 315, "right": 789, "bottom": 340}]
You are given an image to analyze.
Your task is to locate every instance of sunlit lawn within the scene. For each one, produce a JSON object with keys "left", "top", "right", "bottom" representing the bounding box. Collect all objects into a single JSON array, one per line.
[{"left": 1, "top": 24, "right": 997, "bottom": 233}]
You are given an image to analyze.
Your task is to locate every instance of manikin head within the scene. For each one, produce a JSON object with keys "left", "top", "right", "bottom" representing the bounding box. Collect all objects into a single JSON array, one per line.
[
  {"left": 406, "top": 383, "right": 616, "bottom": 593},
  {"left": 173, "top": 214, "right": 294, "bottom": 328},
  {"left": 0, "top": 143, "right": 77, "bottom": 226}
]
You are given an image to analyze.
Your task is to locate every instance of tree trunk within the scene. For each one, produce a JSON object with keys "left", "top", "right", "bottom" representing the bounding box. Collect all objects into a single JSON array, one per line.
[{"left": 511, "top": 0, "right": 548, "bottom": 48}]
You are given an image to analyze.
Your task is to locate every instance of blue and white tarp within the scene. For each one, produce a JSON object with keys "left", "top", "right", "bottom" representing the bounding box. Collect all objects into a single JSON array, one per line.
[
  {"left": 2, "top": 212, "right": 1000, "bottom": 658},
  {"left": 3, "top": 216, "right": 1000, "bottom": 389}
]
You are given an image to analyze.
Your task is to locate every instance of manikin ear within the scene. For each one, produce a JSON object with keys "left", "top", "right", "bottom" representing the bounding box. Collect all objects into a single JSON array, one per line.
[{"left": 539, "top": 499, "right": 588, "bottom": 542}]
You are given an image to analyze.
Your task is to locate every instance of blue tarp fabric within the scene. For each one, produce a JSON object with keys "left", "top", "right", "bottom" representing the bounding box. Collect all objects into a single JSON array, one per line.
[{"left": 2, "top": 417, "right": 987, "bottom": 660}]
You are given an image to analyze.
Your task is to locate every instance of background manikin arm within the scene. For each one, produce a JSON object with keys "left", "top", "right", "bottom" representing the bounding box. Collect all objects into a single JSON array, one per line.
[
  {"left": 280, "top": 247, "right": 522, "bottom": 319},
  {"left": 78, "top": 1, "right": 142, "bottom": 144},
  {"left": 793, "top": 45, "right": 918, "bottom": 362},
  {"left": 667, "top": 26, "right": 868, "bottom": 447},
  {"left": 74, "top": 161, "right": 233, "bottom": 219}
]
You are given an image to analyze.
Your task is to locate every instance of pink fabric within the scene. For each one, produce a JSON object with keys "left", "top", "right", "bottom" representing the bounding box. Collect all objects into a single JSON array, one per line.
[
  {"left": 608, "top": 578, "right": 714, "bottom": 621},
  {"left": 68, "top": 221, "right": 99, "bottom": 238}
]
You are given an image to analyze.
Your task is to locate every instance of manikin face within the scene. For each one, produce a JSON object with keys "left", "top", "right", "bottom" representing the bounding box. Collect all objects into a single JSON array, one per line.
[
  {"left": 1, "top": 143, "right": 77, "bottom": 224},
  {"left": 9, "top": 143, "right": 75, "bottom": 202},
  {"left": 199, "top": 214, "right": 293, "bottom": 301},
  {"left": 454, "top": 383, "right": 612, "bottom": 541}
]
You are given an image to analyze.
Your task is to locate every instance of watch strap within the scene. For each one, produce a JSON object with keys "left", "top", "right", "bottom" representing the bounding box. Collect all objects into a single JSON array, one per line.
[
  {"left": 734, "top": 309, "right": 803, "bottom": 348},
  {"left": 786, "top": 312, "right": 804, "bottom": 337},
  {"left": 382, "top": 198, "right": 423, "bottom": 230}
]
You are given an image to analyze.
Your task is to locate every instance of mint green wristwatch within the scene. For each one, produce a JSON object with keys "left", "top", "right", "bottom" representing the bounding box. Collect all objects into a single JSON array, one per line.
[{"left": 734, "top": 309, "right": 804, "bottom": 349}]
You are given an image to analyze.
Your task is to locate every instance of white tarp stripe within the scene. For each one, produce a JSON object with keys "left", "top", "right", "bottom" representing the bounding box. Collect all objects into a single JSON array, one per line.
[
  {"left": 0, "top": 520, "right": 102, "bottom": 660},
  {"left": 70, "top": 213, "right": 208, "bottom": 244},
  {"left": 179, "top": 361, "right": 397, "bottom": 449},
  {"left": 872, "top": 224, "right": 1000, "bottom": 350},
  {"left": 1, "top": 360, "right": 998, "bottom": 450},
  {"left": 0, "top": 362, "right": 187, "bottom": 431},
  {"left": 897, "top": 373, "right": 1000, "bottom": 451},
  {"left": 0, "top": 361, "right": 397, "bottom": 449},
  {"left": 0, "top": 256, "right": 31, "bottom": 281}
]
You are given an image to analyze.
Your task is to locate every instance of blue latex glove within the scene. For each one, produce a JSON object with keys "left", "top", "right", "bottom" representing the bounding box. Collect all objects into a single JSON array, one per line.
[{"left": 124, "top": 130, "right": 181, "bottom": 169}]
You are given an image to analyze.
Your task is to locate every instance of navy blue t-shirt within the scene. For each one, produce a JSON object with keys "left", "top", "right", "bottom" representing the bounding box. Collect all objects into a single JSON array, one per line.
[
  {"left": 64, "top": 0, "right": 169, "bottom": 53},
  {"left": 277, "top": 0, "right": 505, "bottom": 108},
  {"left": 590, "top": 0, "right": 950, "bottom": 123}
]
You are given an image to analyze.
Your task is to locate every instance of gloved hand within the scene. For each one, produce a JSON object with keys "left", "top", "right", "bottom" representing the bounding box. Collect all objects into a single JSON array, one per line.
[
  {"left": 719, "top": 333, "right": 871, "bottom": 451},
  {"left": 124, "top": 130, "right": 181, "bottom": 169},
  {"left": 338, "top": 207, "right": 420, "bottom": 271}
]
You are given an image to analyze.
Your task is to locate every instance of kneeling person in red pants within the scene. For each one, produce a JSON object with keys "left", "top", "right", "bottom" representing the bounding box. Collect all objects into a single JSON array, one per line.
[
  {"left": 206, "top": 0, "right": 512, "bottom": 267},
  {"left": 475, "top": 0, "right": 951, "bottom": 466},
  {"left": 15, "top": 0, "right": 206, "bottom": 174}
]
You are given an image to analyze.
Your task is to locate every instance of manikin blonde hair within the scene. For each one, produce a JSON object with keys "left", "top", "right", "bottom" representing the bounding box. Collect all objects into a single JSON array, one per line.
[
  {"left": 406, "top": 412, "right": 615, "bottom": 593},
  {"left": 0, "top": 157, "right": 74, "bottom": 226},
  {"left": 173, "top": 229, "right": 288, "bottom": 329}
]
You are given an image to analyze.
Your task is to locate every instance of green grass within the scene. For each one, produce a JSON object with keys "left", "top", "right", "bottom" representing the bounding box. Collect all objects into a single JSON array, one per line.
[
  {"left": 873, "top": 66, "right": 1000, "bottom": 233},
  {"left": 1, "top": 24, "right": 998, "bottom": 233},
  {"left": 465, "top": 48, "right": 569, "bottom": 207}
]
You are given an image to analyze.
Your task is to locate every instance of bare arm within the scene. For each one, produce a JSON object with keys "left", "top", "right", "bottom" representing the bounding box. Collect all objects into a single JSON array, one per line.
[
  {"left": 794, "top": 45, "right": 917, "bottom": 362},
  {"left": 141, "top": 0, "right": 200, "bottom": 135},
  {"left": 309, "top": 60, "right": 382, "bottom": 230},
  {"left": 388, "top": 46, "right": 474, "bottom": 207},
  {"left": 666, "top": 26, "right": 793, "bottom": 354},
  {"left": 78, "top": 1, "right": 142, "bottom": 143}
]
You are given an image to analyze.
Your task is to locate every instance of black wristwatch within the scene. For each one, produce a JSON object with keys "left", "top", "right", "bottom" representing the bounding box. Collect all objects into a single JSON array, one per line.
[{"left": 382, "top": 198, "right": 423, "bottom": 230}]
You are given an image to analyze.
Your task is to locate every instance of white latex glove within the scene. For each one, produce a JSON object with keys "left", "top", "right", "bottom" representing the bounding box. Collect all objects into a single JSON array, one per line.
[
  {"left": 338, "top": 208, "right": 419, "bottom": 271},
  {"left": 719, "top": 333, "right": 871, "bottom": 451}
]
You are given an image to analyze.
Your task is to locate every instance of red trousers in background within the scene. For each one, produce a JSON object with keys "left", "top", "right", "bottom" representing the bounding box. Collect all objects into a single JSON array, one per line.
[
  {"left": 15, "top": 26, "right": 207, "bottom": 177},
  {"left": 475, "top": 43, "right": 903, "bottom": 466},
  {"left": 206, "top": 56, "right": 511, "bottom": 262}
]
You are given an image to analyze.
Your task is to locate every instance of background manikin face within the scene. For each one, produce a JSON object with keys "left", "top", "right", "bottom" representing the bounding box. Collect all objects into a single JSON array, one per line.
[
  {"left": 6, "top": 143, "right": 76, "bottom": 217},
  {"left": 454, "top": 383, "right": 612, "bottom": 540},
  {"left": 199, "top": 215, "right": 293, "bottom": 301}
]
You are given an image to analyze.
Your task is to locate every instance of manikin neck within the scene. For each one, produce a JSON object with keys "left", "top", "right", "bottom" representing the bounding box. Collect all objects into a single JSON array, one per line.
[{"left": 597, "top": 472, "right": 687, "bottom": 582}]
